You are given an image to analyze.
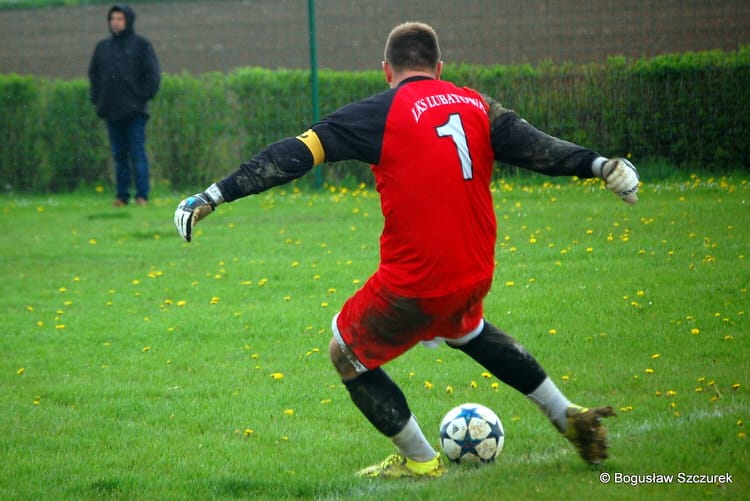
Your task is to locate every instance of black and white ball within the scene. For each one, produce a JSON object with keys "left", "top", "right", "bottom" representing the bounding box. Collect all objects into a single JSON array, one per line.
[{"left": 439, "top": 403, "right": 504, "bottom": 464}]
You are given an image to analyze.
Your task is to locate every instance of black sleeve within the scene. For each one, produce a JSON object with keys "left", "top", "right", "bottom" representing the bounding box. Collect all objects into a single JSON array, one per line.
[
  {"left": 88, "top": 45, "right": 100, "bottom": 105},
  {"left": 140, "top": 39, "right": 161, "bottom": 101},
  {"left": 311, "top": 89, "right": 394, "bottom": 165},
  {"left": 216, "top": 89, "right": 393, "bottom": 202},
  {"left": 217, "top": 137, "right": 315, "bottom": 202},
  {"left": 483, "top": 94, "right": 599, "bottom": 178}
]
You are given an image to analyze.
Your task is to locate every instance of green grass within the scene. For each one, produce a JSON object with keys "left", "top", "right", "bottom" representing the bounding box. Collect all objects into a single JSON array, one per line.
[{"left": 1, "top": 175, "right": 748, "bottom": 500}]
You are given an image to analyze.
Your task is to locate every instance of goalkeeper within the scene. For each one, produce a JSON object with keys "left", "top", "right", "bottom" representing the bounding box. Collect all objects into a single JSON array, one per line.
[{"left": 175, "top": 22, "right": 639, "bottom": 478}]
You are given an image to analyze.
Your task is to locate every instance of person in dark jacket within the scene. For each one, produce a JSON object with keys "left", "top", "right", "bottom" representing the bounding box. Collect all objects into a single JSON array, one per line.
[{"left": 88, "top": 4, "right": 160, "bottom": 206}]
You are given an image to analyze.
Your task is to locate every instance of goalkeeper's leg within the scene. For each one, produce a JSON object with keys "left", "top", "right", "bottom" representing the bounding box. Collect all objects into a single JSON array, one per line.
[
  {"left": 448, "top": 321, "right": 615, "bottom": 463},
  {"left": 329, "top": 338, "right": 443, "bottom": 477}
]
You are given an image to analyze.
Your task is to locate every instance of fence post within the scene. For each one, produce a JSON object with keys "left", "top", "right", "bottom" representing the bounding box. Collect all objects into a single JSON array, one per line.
[{"left": 308, "top": 0, "right": 323, "bottom": 189}]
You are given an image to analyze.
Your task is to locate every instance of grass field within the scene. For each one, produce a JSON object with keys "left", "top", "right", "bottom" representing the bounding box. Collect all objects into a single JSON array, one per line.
[{"left": 1, "top": 175, "right": 748, "bottom": 500}]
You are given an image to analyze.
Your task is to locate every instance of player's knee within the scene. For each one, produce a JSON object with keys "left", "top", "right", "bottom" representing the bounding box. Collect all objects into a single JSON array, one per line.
[{"left": 328, "top": 337, "right": 359, "bottom": 380}]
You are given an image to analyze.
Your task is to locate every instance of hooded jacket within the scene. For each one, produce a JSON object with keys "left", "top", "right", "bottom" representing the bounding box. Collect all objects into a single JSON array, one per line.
[{"left": 88, "top": 5, "right": 161, "bottom": 123}]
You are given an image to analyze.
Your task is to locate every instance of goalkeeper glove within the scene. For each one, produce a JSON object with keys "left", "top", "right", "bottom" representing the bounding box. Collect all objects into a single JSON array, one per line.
[
  {"left": 593, "top": 158, "right": 640, "bottom": 205},
  {"left": 174, "top": 184, "right": 224, "bottom": 242}
]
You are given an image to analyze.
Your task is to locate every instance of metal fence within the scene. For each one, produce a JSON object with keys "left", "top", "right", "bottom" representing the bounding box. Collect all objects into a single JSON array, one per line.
[{"left": 1, "top": 0, "right": 748, "bottom": 78}]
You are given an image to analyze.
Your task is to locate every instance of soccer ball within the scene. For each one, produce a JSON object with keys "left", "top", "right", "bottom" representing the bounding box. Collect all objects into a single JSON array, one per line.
[{"left": 439, "top": 403, "right": 504, "bottom": 464}]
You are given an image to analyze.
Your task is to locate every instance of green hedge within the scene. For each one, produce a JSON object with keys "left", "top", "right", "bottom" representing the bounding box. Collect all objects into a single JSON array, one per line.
[{"left": 1, "top": 48, "right": 747, "bottom": 193}]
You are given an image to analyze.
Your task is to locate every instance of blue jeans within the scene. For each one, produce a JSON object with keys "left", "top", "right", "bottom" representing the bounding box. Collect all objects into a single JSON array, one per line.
[{"left": 107, "top": 115, "right": 150, "bottom": 203}]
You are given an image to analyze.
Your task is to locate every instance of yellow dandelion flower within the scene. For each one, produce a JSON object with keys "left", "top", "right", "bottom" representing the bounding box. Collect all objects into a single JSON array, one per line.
[
  {"left": 695, "top": 387, "right": 704, "bottom": 393},
  {"left": 408, "top": 371, "right": 415, "bottom": 379},
  {"left": 690, "top": 328, "right": 700, "bottom": 335},
  {"left": 739, "top": 432, "right": 747, "bottom": 439},
  {"left": 666, "top": 390, "right": 677, "bottom": 397},
  {"left": 271, "top": 372, "right": 284, "bottom": 380},
  {"left": 481, "top": 372, "right": 492, "bottom": 379},
  {"left": 445, "top": 385, "right": 454, "bottom": 394},
  {"left": 320, "top": 399, "right": 332, "bottom": 404},
  {"left": 505, "top": 281, "right": 514, "bottom": 287},
  {"left": 561, "top": 375, "right": 570, "bottom": 382},
  {"left": 586, "top": 247, "right": 593, "bottom": 253},
  {"left": 732, "top": 383, "right": 741, "bottom": 390},
  {"left": 33, "top": 396, "right": 41, "bottom": 405},
  {"left": 424, "top": 381, "right": 434, "bottom": 390},
  {"left": 284, "top": 296, "right": 292, "bottom": 302},
  {"left": 210, "top": 297, "right": 220, "bottom": 305},
  {"left": 142, "top": 346, "right": 150, "bottom": 352},
  {"left": 491, "top": 382, "right": 499, "bottom": 390},
  {"left": 243, "top": 428, "right": 254, "bottom": 437},
  {"left": 724, "top": 335, "right": 734, "bottom": 341},
  {"left": 89, "top": 239, "right": 97, "bottom": 245},
  {"left": 17, "top": 368, "right": 24, "bottom": 375},
  {"left": 320, "top": 302, "right": 329, "bottom": 308},
  {"left": 645, "top": 368, "right": 654, "bottom": 374},
  {"left": 470, "top": 380, "right": 478, "bottom": 389},
  {"left": 737, "top": 420, "right": 744, "bottom": 427},
  {"left": 548, "top": 328, "right": 557, "bottom": 335},
  {"left": 637, "top": 290, "right": 645, "bottom": 297},
  {"left": 655, "top": 391, "right": 662, "bottom": 397},
  {"left": 651, "top": 353, "right": 660, "bottom": 359},
  {"left": 177, "top": 300, "right": 187, "bottom": 307},
  {"left": 283, "top": 409, "right": 294, "bottom": 416},
  {"left": 26, "top": 305, "right": 33, "bottom": 312},
  {"left": 619, "top": 406, "right": 633, "bottom": 412},
  {"left": 55, "top": 324, "right": 65, "bottom": 330},
  {"left": 511, "top": 416, "right": 521, "bottom": 422},
  {"left": 291, "top": 261, "right": 299, "bottom": 267},
  {"left": 327, "top": 288, "right": 336, "bottom": 294}
]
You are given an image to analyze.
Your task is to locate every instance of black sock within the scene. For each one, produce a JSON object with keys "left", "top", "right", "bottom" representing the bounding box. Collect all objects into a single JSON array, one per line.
[
  {"left": 449, "top": 321, "right": 547, "bottom": 394},
  {"left": 343, "top": 367, "right": 412, "bottom": 437}
]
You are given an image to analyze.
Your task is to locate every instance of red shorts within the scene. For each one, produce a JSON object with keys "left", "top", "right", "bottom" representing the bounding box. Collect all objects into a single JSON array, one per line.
[{"left": 333, "top": 272, "right": 492, "bottom": 372}]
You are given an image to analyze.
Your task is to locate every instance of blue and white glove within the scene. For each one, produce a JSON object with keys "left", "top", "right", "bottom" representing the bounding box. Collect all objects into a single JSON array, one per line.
[
  {"left": 174, "top": 184, "right": 224, "bottom": 242},
  {"left": 593, "top": 158, "right": 640, "bottom": 205}
]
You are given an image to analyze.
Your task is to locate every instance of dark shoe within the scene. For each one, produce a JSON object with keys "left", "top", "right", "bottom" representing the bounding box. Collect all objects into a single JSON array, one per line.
[
  {"left": 135, "top": 197, "right": 148, "bottom": 206},
  {"left": 113, "top": 198, "right": 127, "bottom": 207},
  {"left": 565, "top": 406, "right": 617, "bottom": 464}
]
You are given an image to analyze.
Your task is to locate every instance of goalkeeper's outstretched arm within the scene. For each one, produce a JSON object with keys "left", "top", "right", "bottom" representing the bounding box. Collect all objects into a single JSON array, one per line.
[
  {"left": 173, "top": 131, "right": 324, "bottom": 242},
  {"left": 484, "top": 94, "right": 639, "bottom": 204}
]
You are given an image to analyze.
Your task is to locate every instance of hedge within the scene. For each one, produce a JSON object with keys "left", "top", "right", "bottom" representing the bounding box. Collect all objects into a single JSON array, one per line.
[{"left": 1, "top": 47, "right": 747, "bottom": 193}]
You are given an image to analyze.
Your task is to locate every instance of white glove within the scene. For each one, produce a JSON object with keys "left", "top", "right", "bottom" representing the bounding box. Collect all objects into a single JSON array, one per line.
[
  {"left": 174, "top": 184, "right": 224, "bottom": 242},
  {"left": 594, "top": 158, "right": 640, "bottom": 205}
]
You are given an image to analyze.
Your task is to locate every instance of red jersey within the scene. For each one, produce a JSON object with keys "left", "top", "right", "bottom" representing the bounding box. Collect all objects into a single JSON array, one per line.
[{"left": 313, "top": 77, "right": 496, "bottom": 297}]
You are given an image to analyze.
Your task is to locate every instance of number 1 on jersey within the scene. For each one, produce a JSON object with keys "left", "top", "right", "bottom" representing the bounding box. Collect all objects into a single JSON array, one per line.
[{"left": 436, "top": 113, "right": 473, "bottom": 180}]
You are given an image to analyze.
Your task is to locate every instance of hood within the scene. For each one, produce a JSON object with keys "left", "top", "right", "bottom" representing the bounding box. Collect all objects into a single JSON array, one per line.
[{"left": 108, "top": 4, "right": 135, "bottom": 36}]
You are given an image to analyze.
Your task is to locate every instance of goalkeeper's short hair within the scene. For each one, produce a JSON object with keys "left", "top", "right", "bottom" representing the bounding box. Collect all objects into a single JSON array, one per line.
[{"left": 384, "top": 22, "right": 441, "bottom": 73}]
